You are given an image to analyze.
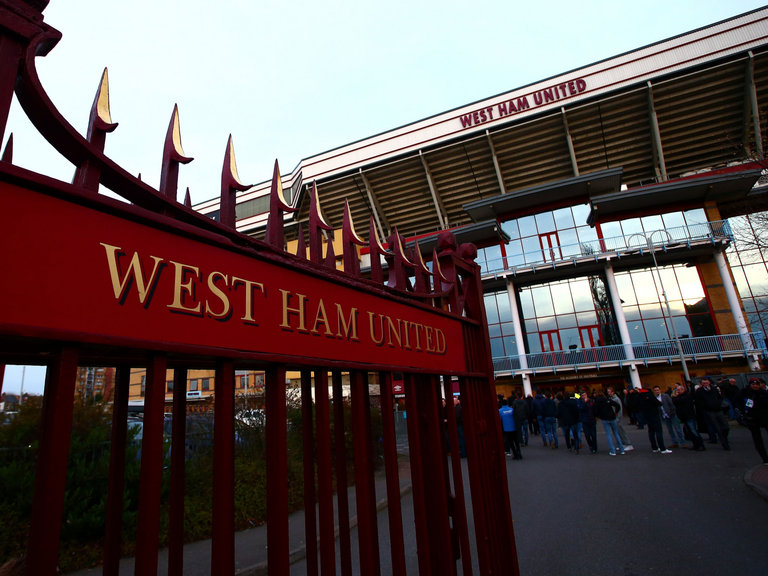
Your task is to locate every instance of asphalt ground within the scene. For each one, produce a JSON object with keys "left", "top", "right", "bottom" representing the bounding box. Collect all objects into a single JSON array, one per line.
[{"left": 67, "top": 422, "right": 768, "bottom": 575}]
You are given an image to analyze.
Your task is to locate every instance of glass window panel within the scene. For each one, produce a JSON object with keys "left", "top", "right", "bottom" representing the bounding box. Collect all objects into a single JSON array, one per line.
[
  {"left": 687, "top": 313, "right": 715, "bottom": 338},
  {"left": 497, "top": 292, "right": 512, "bottom": 322},
  {"left": 519, "top": 289, "right": 535, "bottom": 318},
  {"left": 600, "top": 221, "right": 623, "bottom": 240},
  {"left": 644, "top": 318, "right": 669, "bottom": 340},
  {"left": 490, "top": 338, "right": 505, "bottom": 357},
  {"left": 484, "top": 293, "right": 500, "bottom": 323},
  {"left": 620, "top": 218, "right": 643, "bottom": 237},
  {"left": 488, "top": 324, "right": 502, "bottom": 338},
  {"left": 527, "top": 334, "right": 542, "bottom": 353},
  {"left": 658, "top": 267, "right": 682, "bottom": 300},
  {"left": 524, "top": 318, "right": 538, "bottom": 332},
  {"left": 503, "top": 337, "right": 518, "bottom": 357},
  {"left": 560, "top": 328, "right": 580, "bottom": 349},
  {"left": 483, "top": 244, "right": 503, "bottom": 273},
  {"left": 632, "top": 271, "right": 657, "bottom": 303},
  {"left": 557, "top": 313, "right": 578, "bottom": 329},
  {"left": 666, "top": 300, "right": 687, "bottom": 316},
  {"left": 671, "top": 316, "right": 692, "bottom": 339},
  {"left": 501, "top": 219, "right": 520, "bottom": 240},
  {"left": 506, "top": 239, "right": 525, "bottom": 267},
  {"left": 518, "top": 215, "right": 537, "bottom": 237},
  {"left": 571, "top": 203, "right": 591, "bottom": 225},
  {"left": 623, "top": 305, "right": 641, "bottom": 321},
  {"left": 537, "top": 315, "right": 557, "bottom": 331},
  {"left": 553, "top": 207, "right": 575, "bottom": 229},
  {"left": 747, "top": 311, "right": 765, "bottom": 335},
  {"left": 627, "top": 320, "right": 646, "bottom": 343},
  {"left": 577, "top": 310, "right": 598, "bottom": 325},
  {"left": 557, "top": 228, "right": 580, "bottom": 257},
  {"left": 531, "top": 286, "right": 554, "bottom": 316},
  {"left": 501, "top": 321, "right": 517, "bottom": 337},
  {"left": 742, "top": 298, "right": 757, "bottom": 313},
  {"left": 522, "top": 236, "right": 544, "bottom": 264},
  {"left": 570, "top": 279, "right": 594, "bottom": 311},
  {"left": 661, "top": 211, "right": 686, "bottom": 230},
  {"left": 683, "top": 208, "right": 708, "bottom": 225},
  {"left": 575, "top": 225, "right": 599, "bottom": 247},
  {"left": 674, "top": 266, "right": 704, "bottom": 301},
  {"left": 535, "top": 211, "right": 556, "bottom": 233},
  {"left": 730, "top": 265, "right": 750, "bottom": 296},
  {"left": 641, "top": 214, "right": 665, "bottom": 234},
  {"left": 744, "top": 263, "right": 768, "bottom": 295},
  {"left": 639, "top": 302, "right": 664, "bottom": 319},
  {"left": 614, "top": 273, "right": 637, "bottom": 305},
  {"left": 551, "top": 283, "right": 575, "bottom": 315}
]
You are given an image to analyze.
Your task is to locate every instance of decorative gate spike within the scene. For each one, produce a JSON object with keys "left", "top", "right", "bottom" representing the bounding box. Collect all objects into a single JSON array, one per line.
[
  {"left": 410, "top": 240, "right": 433, "bottom": 294},
  {"left": 367, "top": 215, "right": 389, "bottom": 285},
  {"left": 265, "top": 160, "right": 296, "bottom": 250},
  {"left": 308, "top": 181, "right": 333, "bottom": 265},
  {"left": 72, "top": 68, "right": 118, "bottom": 192},
  {"left": 386, "top": 228, "right": 414, "bottom": 291},
  {"left": 159, "top": 104, "right": 193, "bottom": 202},
  {"left": 219, "top": 134, "right": 250, "bottom": 229},
  {"left": 342, "top": 200, "right": 365, "bottom": 277},
  {"left": 183, "top": 187, "right": 191, "bottom": 207}
]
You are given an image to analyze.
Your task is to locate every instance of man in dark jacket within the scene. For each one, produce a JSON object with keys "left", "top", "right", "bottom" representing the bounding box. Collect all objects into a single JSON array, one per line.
[
  {"left": 637, "top": 387, "right": 671, "bottom": 453},
  {"left": 735, "top": 377, "right": 768, "bottom": 463},
  {"left": 671, "top": 382, "right": 705, "bottom": 451},
  {"left": 556, "top": 392, "right": 580, "bottom": 451},
  {"left": 695, "top": 378, "right": 731, "bottom": 450},
  {"left": 577, "top": 390, "right": 598, "bottom": 454}
]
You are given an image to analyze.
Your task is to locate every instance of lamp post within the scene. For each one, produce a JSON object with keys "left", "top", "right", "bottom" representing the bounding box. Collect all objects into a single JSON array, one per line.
[{"left": 629, "top": 231, "right": 691, "bottom": 382}]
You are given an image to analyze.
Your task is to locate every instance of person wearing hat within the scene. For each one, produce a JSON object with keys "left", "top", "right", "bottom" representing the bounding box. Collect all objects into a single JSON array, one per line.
[{"left": 735, "top": 377, "right": 768, "bottom": 464}]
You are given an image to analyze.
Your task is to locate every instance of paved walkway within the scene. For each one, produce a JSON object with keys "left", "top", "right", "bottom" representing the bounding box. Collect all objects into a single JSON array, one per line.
[{"left": 67, "top": 423, "right": 768, "bottom": 575}]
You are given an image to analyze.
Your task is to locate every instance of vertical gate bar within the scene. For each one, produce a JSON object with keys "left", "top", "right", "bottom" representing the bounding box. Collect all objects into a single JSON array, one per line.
[
  {"left": 417, "top": 375, "right": 456, "bottom": 576},
  {"left": 301, "top": 370, "right": 319, "bottom": 576},
  {"left": 404, "top": 373, "right": 431, "bottom": 576},
  {"left": 351, "top": 370, "right": 381, "bottom": 576},
  {"left": 314, "top": 369, "right": 336, "bottom": 575},
  {"left": 441, "top": 376, "right": 473, "bottom": 576},
  {"left": 25, "top": 346, "right": 78, "bottom": 576},
  {"left": 103, "top": 365, "right": 130, "bottom": 576},
  {"left": 134, "top": 354, "right": 168, "bottom": 576},
  {"left": 378, "top": 371, "right": 407, "bottom": 576},
  {"left": 266, "top": 365, "right": 289, "bottom": 574},
  {"left": 168, "top": 367, "right": 188, "bottom": 576},
  {"left": 332, "top": 371, "right": 353, "bottom": 576},
  {"left": 212, "top": 360, "right": 235, "bottom": 575}
]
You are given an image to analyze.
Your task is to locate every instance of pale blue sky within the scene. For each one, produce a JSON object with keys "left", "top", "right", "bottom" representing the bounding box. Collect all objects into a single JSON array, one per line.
[{"left": 2, "top": 0, "right": 765, "bottom": 395}]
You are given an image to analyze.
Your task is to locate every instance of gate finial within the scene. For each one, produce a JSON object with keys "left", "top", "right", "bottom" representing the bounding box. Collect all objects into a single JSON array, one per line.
[
  {"left": 72, "top": 68, "right": 118, "bottom": 192},
  {"left": 386, "top": 229, "right": 414, "bottom": 291},
  {"left": 159, "top": 104, "right": 193, "bottom": 202},
  {"left": 183, "top": 187, "right": 191, "bottom": 207},
  {"left": 219, "top": 134, "right": 250, "bottom": 228},
  {"left": 308, "top": 181, "right": 333, "bottom": 265},
  {"left": 368, "top": 215, "right": 388, "bottom": 285},
  {"left": 410, "top": 240, "right": 433, "bottom": 294},
  {"left": 265, "top": 160, "right": 296, "bottom": 250},
  {"left": 342, "top": 200, "right": 365, "bottom": 276}
]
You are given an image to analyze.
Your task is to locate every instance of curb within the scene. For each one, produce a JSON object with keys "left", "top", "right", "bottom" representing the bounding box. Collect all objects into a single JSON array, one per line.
[{"left": 743, "top": 463, "right": 768, "bottom": 502}]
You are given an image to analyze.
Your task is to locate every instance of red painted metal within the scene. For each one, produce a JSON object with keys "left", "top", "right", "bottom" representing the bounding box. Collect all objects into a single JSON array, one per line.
[
  {"left": 25, "top": 347, "right": 78, "bottom": 576},
  {"left": 168, "top": 368, "right": 188, "bottom": 576},
  {"left": 0, "top": 3, "right": 518, "bottom": 574},
  {"left": 212, "top": 361, "right": 235, "bottom": 575},
  {"left": 265, "top": 366, "right": 289, "bottom": 574},
  {"left": 332, "top": 371, "right": 353, "bottom": 576},
  {"left": 103, "top": 366, "right": 130, "bottom": 576},
  {"left": 378, "top": 371, "right": 407, "bottom": 576},
  {"left": 351, "top": 370, "right": 381, "bottom": 576},
  {"left": 301, "top": 370, "right": 319, "bottom": 576},
  {"left": 314, "top": 369, "right": 336, "bottom": 575},
  {"left": 134, "top": 355, "right": 168, "bottom": 576}
]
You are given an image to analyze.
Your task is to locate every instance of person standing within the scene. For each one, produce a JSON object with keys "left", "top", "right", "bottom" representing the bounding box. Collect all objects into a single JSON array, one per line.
[
  {"left": 594, "top": 391, "right": 625, "bottom": 455},
  {"left": 695, "top": 378, "right": 731, "bottom": 450},
  {"left": 533, "top": 392, "right": 547, "bottom": 446},
  {"left": 735, "top": 377, "right": 768, "bottom": 464},
  {"left": 607, "top": 386, "right": 634, "bottom": 451},
  {"left": 557, "top": 392, "right": 580, "bottom": 452},
  {"left": 637, "top": 387, "right": 671, "bottom": 454},
  {"left": 671, "top": 382, "right": 706, "bottom": 451},
  {"left": 499, "top": 398, "right": 522, "bottom": 460},
  {"left": 542, "top": 392, "right": 559, "bottom": 449},
  {"left": 577, "top": 390, "right": 598, "bottom": 454},
  {"left": 513, "top": 392, "right": 530, "bottom": 447},
  {"left": 654, "top": 385, "right": 687, "bottom": 449}
]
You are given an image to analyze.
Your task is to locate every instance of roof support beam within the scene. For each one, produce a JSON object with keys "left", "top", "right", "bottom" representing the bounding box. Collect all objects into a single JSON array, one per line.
[
  {"left": 745, "top": 51, "right": 764, "bottom": 159},
  {"left": 647, "top": 81, "right": 668, "bottom": 182},
  {"left": 560, "top": 107, "right": 579, "bottom": 177},
  {"left": 419, "top": 150, "right": 448, "bottom": 230},
  {"left": 485, "top": 130, "right": 507, "bottom": 195},
  {"left": 358, "top": 168, "right": 389, "bottom": 239}
]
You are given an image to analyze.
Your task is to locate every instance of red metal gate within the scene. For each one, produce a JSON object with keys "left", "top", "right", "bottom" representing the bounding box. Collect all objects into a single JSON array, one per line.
[{"left": 0, "top": 2, "right": 518, "bottom": 574}]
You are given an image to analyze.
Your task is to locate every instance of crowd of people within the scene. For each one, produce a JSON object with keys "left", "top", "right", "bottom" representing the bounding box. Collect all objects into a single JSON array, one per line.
[{"left": 497, "top": 376, "right": 768, "bottom": 464}]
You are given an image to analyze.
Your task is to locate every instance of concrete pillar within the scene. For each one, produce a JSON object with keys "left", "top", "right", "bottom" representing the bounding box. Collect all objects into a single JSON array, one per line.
[
  {"left": 506, "top": 279, "right": 532, "bottom": 396},
  {"left": 604, "top": 261, "right": 642, "bottom": 388}
]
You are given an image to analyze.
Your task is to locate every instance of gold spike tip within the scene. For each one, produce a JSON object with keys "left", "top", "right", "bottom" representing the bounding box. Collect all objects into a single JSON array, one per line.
[
  {"left": 224, "top": 135, "right": 249, "bottom": 190},
  {"left": 343, "top": 201, "right": 364, "bottom": 244},
  {"left": 93, "top": 68, "right": 117, "bottom": 131},
  {"left": 311, "top": 182, "right": 332, "bottom": 229},
  {"left": 169, "top": 105, "right": 193, "bottom": 163},
  {"left": 395, "top": 232, "right": 415, "bottom": 266},
  {"left": 369, "top": 215, "right": 386, "bottom": 252},
  {"left": 270, "top": 160, "right": 292, "bottom": 208}
]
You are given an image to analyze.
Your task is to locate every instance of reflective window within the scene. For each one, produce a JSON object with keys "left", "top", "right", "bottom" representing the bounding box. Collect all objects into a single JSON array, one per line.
[{"left": 535, "top": 211, "right": 556, "bottom": 233}]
